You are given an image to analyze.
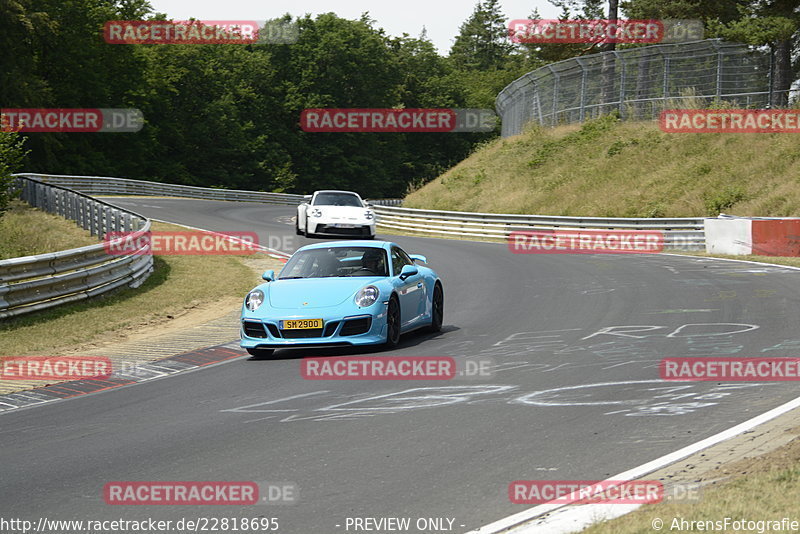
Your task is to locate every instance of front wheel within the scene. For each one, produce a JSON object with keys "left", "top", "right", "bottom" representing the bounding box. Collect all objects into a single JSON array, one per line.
[
  {"left": 246, "top": 347, "right": 275, "bottom": 359},
  {"left": 427, "top": 283, "right": 443, "bottom": 333},
  {"left": 383, "top": 296, "right": 401, "bottom": 349}
]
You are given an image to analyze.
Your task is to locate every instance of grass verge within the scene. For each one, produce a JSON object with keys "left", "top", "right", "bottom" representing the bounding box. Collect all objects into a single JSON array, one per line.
[
  {"left": 0, "top": 200, "right": 98, "bottom": 259},
  {"left": 1, "top": 219, "right": 281, "bottom": 355}
]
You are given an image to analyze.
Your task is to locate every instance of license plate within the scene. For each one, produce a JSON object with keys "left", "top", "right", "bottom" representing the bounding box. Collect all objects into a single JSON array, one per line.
[
  {"left": 281, "top": 318, "right": 323, "bottom": 329},
  {"left": 332, "top": 223, "right": 357, "bottom": 228}
]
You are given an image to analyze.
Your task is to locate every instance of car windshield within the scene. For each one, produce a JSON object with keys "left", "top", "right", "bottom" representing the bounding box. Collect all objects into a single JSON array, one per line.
[
  {"left": 278, "top": 247, "right": 389, "bottom": 279},
  {"left": 312, "top": 192, "right": 363, "bottom": 207}
]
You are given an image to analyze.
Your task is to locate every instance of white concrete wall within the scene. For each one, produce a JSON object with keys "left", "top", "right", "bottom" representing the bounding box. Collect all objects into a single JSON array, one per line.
[{"left": 704, "top": 218, "right": 752, "bottom": 255}]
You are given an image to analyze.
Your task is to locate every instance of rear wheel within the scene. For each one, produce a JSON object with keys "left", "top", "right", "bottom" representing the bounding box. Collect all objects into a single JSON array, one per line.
[
  {"left": 427, "top": 283, "right": 443, "bottom": 333},
  {"left": 246, "top": 347, "right": 275, "bottom": 359},
  {"left": 383, "top": 296, "right": 401, "bottom": 349}
]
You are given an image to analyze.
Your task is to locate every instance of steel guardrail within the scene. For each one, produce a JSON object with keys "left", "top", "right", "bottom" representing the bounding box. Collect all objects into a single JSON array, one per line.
[
  {"left": 16, "top": 173, "right": 307, "bottom": 205},
  {"left": 0, "top": 176, "right": 153, "bottom": 319},
  {"left": 15, "top": 173, "right": 407, "bottom": 207},
  {"left": 372, "top": 205, "right": 705, "bottom": 249}
]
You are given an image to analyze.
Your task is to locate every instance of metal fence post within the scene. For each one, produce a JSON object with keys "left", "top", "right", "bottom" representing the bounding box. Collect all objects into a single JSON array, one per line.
[
  {"left": 767, "top": 46, "right": 774, "bottom": 108},
  {"left": 577, "top": 58, "right": 587, "bottom": 122},
  {"left": 549, "top": 66, "right": 559, "bottom": 126},
  {"left": 616, "top": 50, "right": 625, "bottom": 118}
]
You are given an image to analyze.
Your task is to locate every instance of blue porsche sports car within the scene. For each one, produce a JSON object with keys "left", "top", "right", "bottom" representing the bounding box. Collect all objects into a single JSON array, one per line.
[{"left": 240, "top": 240, "right": 444, "bottom": 357}]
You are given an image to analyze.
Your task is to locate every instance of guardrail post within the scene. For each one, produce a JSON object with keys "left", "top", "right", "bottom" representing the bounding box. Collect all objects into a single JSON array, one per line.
[
  {"left": 89, "top": 202, "right": 97, "bottom": 236},
  {"left": 78, "top": 197, "right": 87, "bottom": 230},
  {"left": 103, "top": 206, "right": 111, "bottom": 237},
  {"left": 46, "top": 187, "right": 54, "bottom": 213}
]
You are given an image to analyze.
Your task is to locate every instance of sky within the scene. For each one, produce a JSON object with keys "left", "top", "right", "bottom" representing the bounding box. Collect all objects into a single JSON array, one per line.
[{"left": 147, "top": 0, "right": 562, "bottom": 54}]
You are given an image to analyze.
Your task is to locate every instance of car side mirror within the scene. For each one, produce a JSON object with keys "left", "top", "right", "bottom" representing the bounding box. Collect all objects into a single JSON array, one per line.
[
  {"left": 408, "top": 254, "right": 427, "bottom": 263},
  {"left": 262, "top": 269, "right": 275, "bottom": 282},
  {"left": 399, "top": 264, "right": 418, "bottom": 280}
]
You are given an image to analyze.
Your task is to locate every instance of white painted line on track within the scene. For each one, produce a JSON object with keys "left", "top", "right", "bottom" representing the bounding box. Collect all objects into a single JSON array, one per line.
[
  {"left": 468, "top": 392, "right": 800, "bottom": 534},
  {"left": 148, "top": 218, "right": 291, "bottom": 259}
]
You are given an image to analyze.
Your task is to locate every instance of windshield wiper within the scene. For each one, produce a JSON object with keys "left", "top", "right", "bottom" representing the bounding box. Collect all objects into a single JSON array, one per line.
[{"left": 278, "top": 276, "right": 305, "bottom": 280}]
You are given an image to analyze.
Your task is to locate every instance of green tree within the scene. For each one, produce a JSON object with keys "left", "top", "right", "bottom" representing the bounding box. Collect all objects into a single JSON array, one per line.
[
  {"left": 0, "top": 131, "right": 28, "bottom": 218},
  {"left": 450, "top": 0, "right": 515, "bottom": 70},
  {"left": 710, "top": 1, "right": 798, "bottom": 107}
]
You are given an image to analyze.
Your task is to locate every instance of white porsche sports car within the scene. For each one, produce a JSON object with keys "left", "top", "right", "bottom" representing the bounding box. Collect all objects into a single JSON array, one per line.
[{"left": 296, "top": 190, "right": 376, "bottom": 238}]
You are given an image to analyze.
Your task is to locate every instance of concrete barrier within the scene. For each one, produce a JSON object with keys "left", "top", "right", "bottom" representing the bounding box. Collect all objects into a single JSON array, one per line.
[{"left": 705, "top": 216, "right": 800, "bottom": 256}]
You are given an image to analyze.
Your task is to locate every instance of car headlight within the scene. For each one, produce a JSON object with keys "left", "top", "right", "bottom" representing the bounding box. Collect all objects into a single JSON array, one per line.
[
  {"left": 364, "top": 210, "right": 374, "bottom": 220},
  {"left": 311, "top": 208, "right": 323, "bottom": 217},
  {"left": 245, "top": 289, "right": 265, "bottom": 311},
  {"left": 355, "top": 285, "right": 379, "bottom": 307}
]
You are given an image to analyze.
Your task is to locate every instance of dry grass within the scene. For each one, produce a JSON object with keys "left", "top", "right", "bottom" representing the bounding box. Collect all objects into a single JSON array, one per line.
[
  {"left": 404, "top": 115, "right": 800, "bottom": 218},
  {"left": 0, "top": 200, "right": 98, "bottom": 259},
  {"left": 583, "top": 436, "right": 800, "bottom": 533},
  {"left": 0, "top": 220, "right": 281, "bottom": 355}
]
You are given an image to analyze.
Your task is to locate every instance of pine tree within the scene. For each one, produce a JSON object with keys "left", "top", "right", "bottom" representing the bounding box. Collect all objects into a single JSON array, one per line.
[{"left": 449, "top": 0, "right": 514, "bottom": 70}]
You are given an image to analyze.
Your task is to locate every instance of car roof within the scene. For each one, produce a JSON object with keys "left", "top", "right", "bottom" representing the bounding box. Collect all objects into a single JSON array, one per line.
[
  {"left": 313, "top": 190, "right": 362, "bottom": 196},
  {"left": 296, "top": 240, "right": 397, "bottom": 253}
]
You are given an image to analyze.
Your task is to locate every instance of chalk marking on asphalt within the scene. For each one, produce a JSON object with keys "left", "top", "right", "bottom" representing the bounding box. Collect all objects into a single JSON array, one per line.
[{"left": 221, "top": 390, "right": 330, "bottom": 413}]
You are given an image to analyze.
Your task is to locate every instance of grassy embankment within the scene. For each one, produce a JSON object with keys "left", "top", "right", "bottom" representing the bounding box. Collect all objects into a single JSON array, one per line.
[{"left": 405, "top": 114, "right": 800, "bottom": 218}]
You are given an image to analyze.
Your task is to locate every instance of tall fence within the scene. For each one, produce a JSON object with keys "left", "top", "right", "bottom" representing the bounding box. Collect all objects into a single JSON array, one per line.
[
  {"left": 497, "top": 39, "right": 780, "bottom": 137},
  {"left": 0, "top": 176, "right": 153, "bottom": 319}
]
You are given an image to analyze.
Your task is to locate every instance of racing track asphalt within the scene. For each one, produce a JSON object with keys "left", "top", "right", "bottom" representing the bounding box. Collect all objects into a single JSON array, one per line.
[{"left": 2, "top": 197, "right": 800, "bottom": 533}]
